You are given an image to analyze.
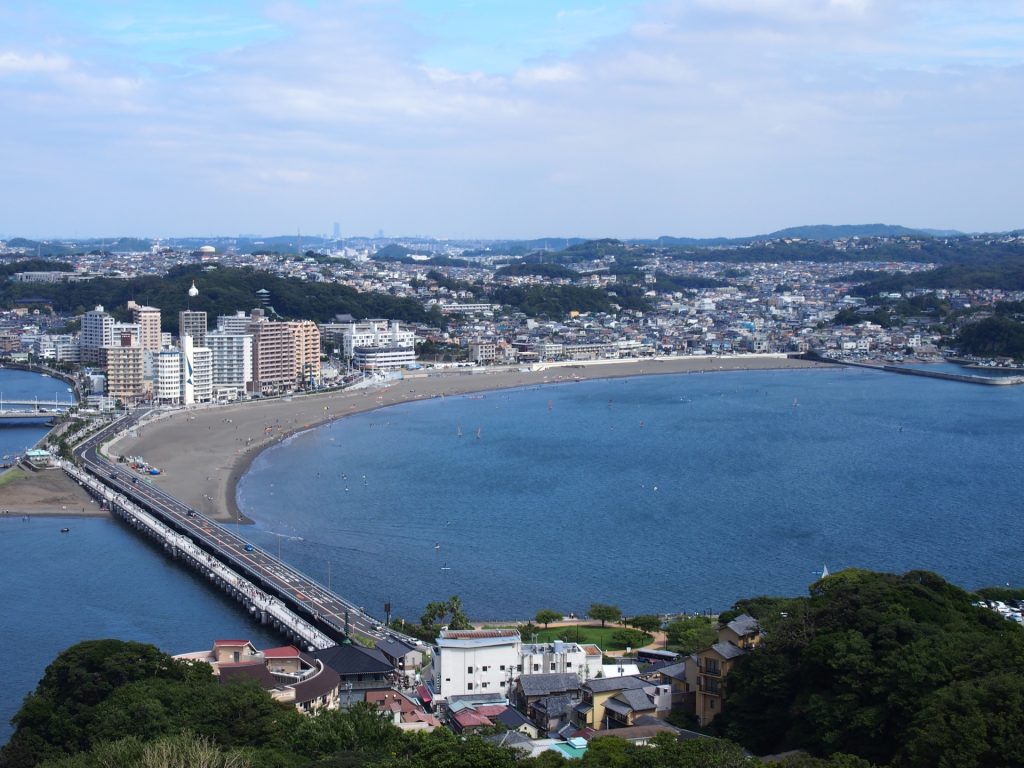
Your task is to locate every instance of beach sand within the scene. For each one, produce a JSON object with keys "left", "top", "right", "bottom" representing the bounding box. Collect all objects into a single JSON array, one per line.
[
  {"left": 0, "top": 466, "right": 101, "bottom": 518},
  {"left": 107, "top": 356, "right": 830, "bottom": 523}
]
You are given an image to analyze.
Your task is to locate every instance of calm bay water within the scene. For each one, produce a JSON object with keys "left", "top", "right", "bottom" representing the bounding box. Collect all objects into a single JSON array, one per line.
[
  {"left": 0, "top": 370, "right": 280, "bottom": 745},
  {"left": 237, "top": 367, "right": 1024, "bottom": 623},
  {"left": 4, "top": 365, "right": 1023, "bottom": 745}
]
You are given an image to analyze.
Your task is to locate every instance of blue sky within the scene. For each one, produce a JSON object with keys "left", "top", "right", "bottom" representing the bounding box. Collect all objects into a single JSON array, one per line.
[{"left": 1, "top": 0, "right": 1022, "bottom": 239}]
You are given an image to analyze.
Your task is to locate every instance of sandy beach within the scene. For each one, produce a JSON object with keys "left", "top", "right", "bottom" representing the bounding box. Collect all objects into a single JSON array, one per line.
[{"left": 106, "top": 355, "right": 830, "bottom": 523}]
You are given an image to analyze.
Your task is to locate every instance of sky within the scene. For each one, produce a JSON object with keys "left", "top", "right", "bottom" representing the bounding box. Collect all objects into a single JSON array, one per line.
[{"left": 1, "top": 0, "right": 1023, "bottom": 240}]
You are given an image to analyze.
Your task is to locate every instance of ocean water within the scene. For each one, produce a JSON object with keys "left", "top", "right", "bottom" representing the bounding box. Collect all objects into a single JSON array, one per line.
[
  {"left": 0, "top": 370, "right": 280, "bottom": 746},
  {"left": 237, "top": 367, "right": 1024, "bottom": 622}
]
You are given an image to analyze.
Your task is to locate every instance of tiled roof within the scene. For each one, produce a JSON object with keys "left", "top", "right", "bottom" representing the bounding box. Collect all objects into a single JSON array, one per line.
[
  {"left": 519, "top": 672, "right": 582, "bottom": 697},
  {"left": 711, "top": 642, "right": 747, "bottom": 661},
  {"left": 440, "top": 629, "right": 520, "bottom": 640},
  {"left": 263, "top": 645, "right": 301, "bottom": 658},
  {"left": 313, "top": 643, "right": 395, "bottom": 676},
  {"left": 585, "top": 674, "right": 648, "bottom": 693},
  {"left": 726, "top": 613, "right": 760, "bottom": 637}
]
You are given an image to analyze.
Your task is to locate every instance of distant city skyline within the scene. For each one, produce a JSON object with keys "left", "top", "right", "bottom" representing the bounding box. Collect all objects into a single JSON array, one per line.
[{"left": 1, "top": 1, "right": 1023, "bottom": 239}]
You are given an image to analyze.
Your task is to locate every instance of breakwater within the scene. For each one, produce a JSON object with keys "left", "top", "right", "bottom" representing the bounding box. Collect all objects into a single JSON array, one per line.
[{"left": 797, "top": 355, "right": 1024, "bottom": 386}]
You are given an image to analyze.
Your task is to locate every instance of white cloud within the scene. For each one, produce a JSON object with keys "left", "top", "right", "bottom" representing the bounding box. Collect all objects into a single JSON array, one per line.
[
  {"left": 2, "top": 0, "right": 1024, "bottom": 237},
  {"left": 0, "top": 51, "right": 70, "bottom": 74}
]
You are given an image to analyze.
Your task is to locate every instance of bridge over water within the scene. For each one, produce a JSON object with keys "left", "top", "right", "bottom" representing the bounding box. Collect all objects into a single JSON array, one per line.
[{"left": 73, "top": 412, "right": 418, "bottom": 651}]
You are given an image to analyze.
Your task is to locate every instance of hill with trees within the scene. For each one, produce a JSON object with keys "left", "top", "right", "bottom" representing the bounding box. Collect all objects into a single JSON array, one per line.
[
  {"left": 955, "top": 315, "right": 1024, "bottom": 359},
  {"left": 0, "top": 263, "right": 438, "bottom": 333},
  {"left": 715, "top": 569, "right": 1024, "bottom": 767}
]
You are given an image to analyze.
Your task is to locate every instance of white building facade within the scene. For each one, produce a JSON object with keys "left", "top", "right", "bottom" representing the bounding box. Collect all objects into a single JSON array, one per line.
[
  {"left": 80, "top": 305, "right": 114, "bottom": 364},
  {"left": 206, "top": 330, "right": 253, "bottom": 395},
  {"left": 434, "top": 630, "right": 522, "bottom": 700}
]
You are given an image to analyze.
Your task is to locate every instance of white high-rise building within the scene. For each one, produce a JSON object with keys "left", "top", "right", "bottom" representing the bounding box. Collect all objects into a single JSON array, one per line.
[
  {"left": 156, "top": 348, "right": 182, "bottom": 404},
  {"left": 325, "top": 319, "right": 416, "bottom": 359},
  {"left": 192, "top": 346, "right": 213, "bottom": 404},
  {"left": 179, "top": 334, "right": 213, "bottom": 405},
  {"left": 80, "top": 305, "right": 114, "bottom": 364},
  {"left": 433, "top": 629, "right": 522, "bottom": 700},
  {"left": 206, "top": 330, "right": 253, "bottom": 391},
  {"left": 181, "top": 334, "right": 196, "bottom": 405},
  {"left": 217, "top": 311, "right": 252, "bottom": 335}
]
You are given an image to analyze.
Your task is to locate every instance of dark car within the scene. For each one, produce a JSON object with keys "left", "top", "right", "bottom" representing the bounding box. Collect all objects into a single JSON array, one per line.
[
  {"left": 186, "top": 509, "right": 196, "bottom": 517},
  {"left": 244, "top": 544, "right": 255, "bottom": 552}
]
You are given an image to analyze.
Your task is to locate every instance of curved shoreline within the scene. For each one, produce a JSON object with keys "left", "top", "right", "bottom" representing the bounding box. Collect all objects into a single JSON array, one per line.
[{"left": 109, "top": 356, "right": 833, "bottom": 525}]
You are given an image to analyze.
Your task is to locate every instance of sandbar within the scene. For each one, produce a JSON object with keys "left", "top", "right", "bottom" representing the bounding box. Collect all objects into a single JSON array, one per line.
[{"left": 107, "top": 356, "right": 830, "bottom": 524}]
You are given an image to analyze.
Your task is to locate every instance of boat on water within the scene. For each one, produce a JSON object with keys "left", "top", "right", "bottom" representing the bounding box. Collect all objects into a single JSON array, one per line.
[{"left": 60, "top": 527, "right": 70, "bottom": 533}]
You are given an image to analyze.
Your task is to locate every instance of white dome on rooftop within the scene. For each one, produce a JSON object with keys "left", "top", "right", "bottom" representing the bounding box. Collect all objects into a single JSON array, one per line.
[{"left": 199, "top": 245, "right": 216, "bottom": 253}]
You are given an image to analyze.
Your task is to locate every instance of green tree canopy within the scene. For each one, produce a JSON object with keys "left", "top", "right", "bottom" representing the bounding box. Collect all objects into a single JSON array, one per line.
[
  {"left": 716, "top": 569, "right": 1024, "bottom": 768},
  {"left": 535, "top": 609, "right": 562, "bottom": 629},
  {"left": 588, "top": 604, "right": 622, "bottom": 628}
]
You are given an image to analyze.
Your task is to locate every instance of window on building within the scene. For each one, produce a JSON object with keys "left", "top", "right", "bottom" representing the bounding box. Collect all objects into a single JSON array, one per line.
[
  {"left": 482, "top": 682, "right": 489, "bottom": 688},
  {"left": 467, "top": 683, "right": 473, "bottom": 690},
  {"left": 467, "top": 666, "right": 473, "bottom": 673},
  {"left": 567, "top": 662, "right": 572, "bottom": 668},
  {"left": 517, "top": 664, "right": 523, "bottom": 672},
  {"left": 500, "top": 665, "right": 506, "bottom": 671},
  {"left": 482, "top": 665, "right": 489, "bottom": 672},
  {"left": 533, "top": 664, "right": 539, "bottom": 672},
  {"left": 550, "top": 663, "right": 556, "bottom": 671}
]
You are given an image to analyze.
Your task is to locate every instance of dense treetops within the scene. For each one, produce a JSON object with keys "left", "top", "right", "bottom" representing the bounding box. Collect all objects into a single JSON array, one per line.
[
  {"left": 715, "top": 569, "right": 1024, "bottom": 768},
  {"left": 0, "top": 636, "right": 863, "bottom": 768},
  {"left": 7, "top": 570, "right": 1022, "bottom": 767},
  {"left": 955, "top": 315, "right": 1024, "bottom": 359},
  {"left": 0, "top": 264, "right": 438, "bottom": 332}
]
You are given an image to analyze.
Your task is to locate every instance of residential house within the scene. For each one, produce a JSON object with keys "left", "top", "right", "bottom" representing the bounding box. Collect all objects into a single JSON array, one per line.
[
  {"left": 176, "top": 640, "right": 340, "bottom": 714},
  {"left": 313, "top": 642, "right": 396, "bottom": 704},
  {"left": 696, "top": 613, "right": 762, "bottom": 726},
  {"left": 514, "top": 672, "right": 582, "bottom": 710},
  {"left": 571, "top": 675, "right": 671, "bottom": 731}
]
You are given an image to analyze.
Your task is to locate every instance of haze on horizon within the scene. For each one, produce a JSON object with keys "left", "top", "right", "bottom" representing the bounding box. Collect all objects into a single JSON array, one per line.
[{"left": 1, "top": 0, "right": 1022, "bottom": 241}]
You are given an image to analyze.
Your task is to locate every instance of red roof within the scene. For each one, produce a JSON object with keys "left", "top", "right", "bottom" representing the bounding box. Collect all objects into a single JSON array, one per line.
[
  {"left": 263, "top": 645, "right": 301, "bottom": 658},
  {"left": 416, "top": 684, "right": 433, "bottom": 703},
  {"left": 441, "top": 630, "right": 519, "bottom": 639},
  {"left": 452, "top": 709, "right": 492, "bottom": 728},
  {"left": 475, "top": 705, "right": 508, "bottom": 718}
]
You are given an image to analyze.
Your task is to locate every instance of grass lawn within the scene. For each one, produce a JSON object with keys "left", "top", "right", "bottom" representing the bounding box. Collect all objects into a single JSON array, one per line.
[{"left": 526, "top": 625, "right": 653, "bottom": 651}]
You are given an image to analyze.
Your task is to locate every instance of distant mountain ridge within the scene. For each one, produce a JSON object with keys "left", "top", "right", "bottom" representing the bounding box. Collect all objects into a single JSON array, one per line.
[{"left": 641, "top": 223, "right": 963, "bottom": 247}]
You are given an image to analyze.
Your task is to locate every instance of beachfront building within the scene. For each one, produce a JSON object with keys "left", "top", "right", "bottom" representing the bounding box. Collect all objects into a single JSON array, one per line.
[
  {"left": 102, "top": 332, "right": 144, "bottom": 404},
  {"left": 326, "top": 319, "right": 416, "bottom": 361},
  {"left": 156, "top": 348, "right": 182, "bottom": 404},
  {"left": 468, "top": 341, "right": 497, "bottom": 364},
  {"left": 249, "top": 310, "right": 321, "bottom": 394},
  {"left": 192, "top": 346, "right": 213, "bottom": 403},
  {"left": 129, "top": 301, "right": 162, "bottom": 353},
  {"left": 180, "top": 334, "right": 213, "bottom": 405},
  {"left": 80, "top": 305, "right": 115, "bottom": 364},
  {"left": 251, "top": 312, "right": 296, "bottom": 395},
  {"left": 179, "top": 310, "right": 208, "bottom": 347},
  {"left": 352, "top": 345, "right": 417, "bottom": 371},
  {"left": 433, "top": 629, "right": 522, "bottom": 701},
  {"left": 291, "top": 320, "right": 321, "bottom": 388},
  {"left": 206, "top": 329, "right": 253, "bottom": 399}
]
